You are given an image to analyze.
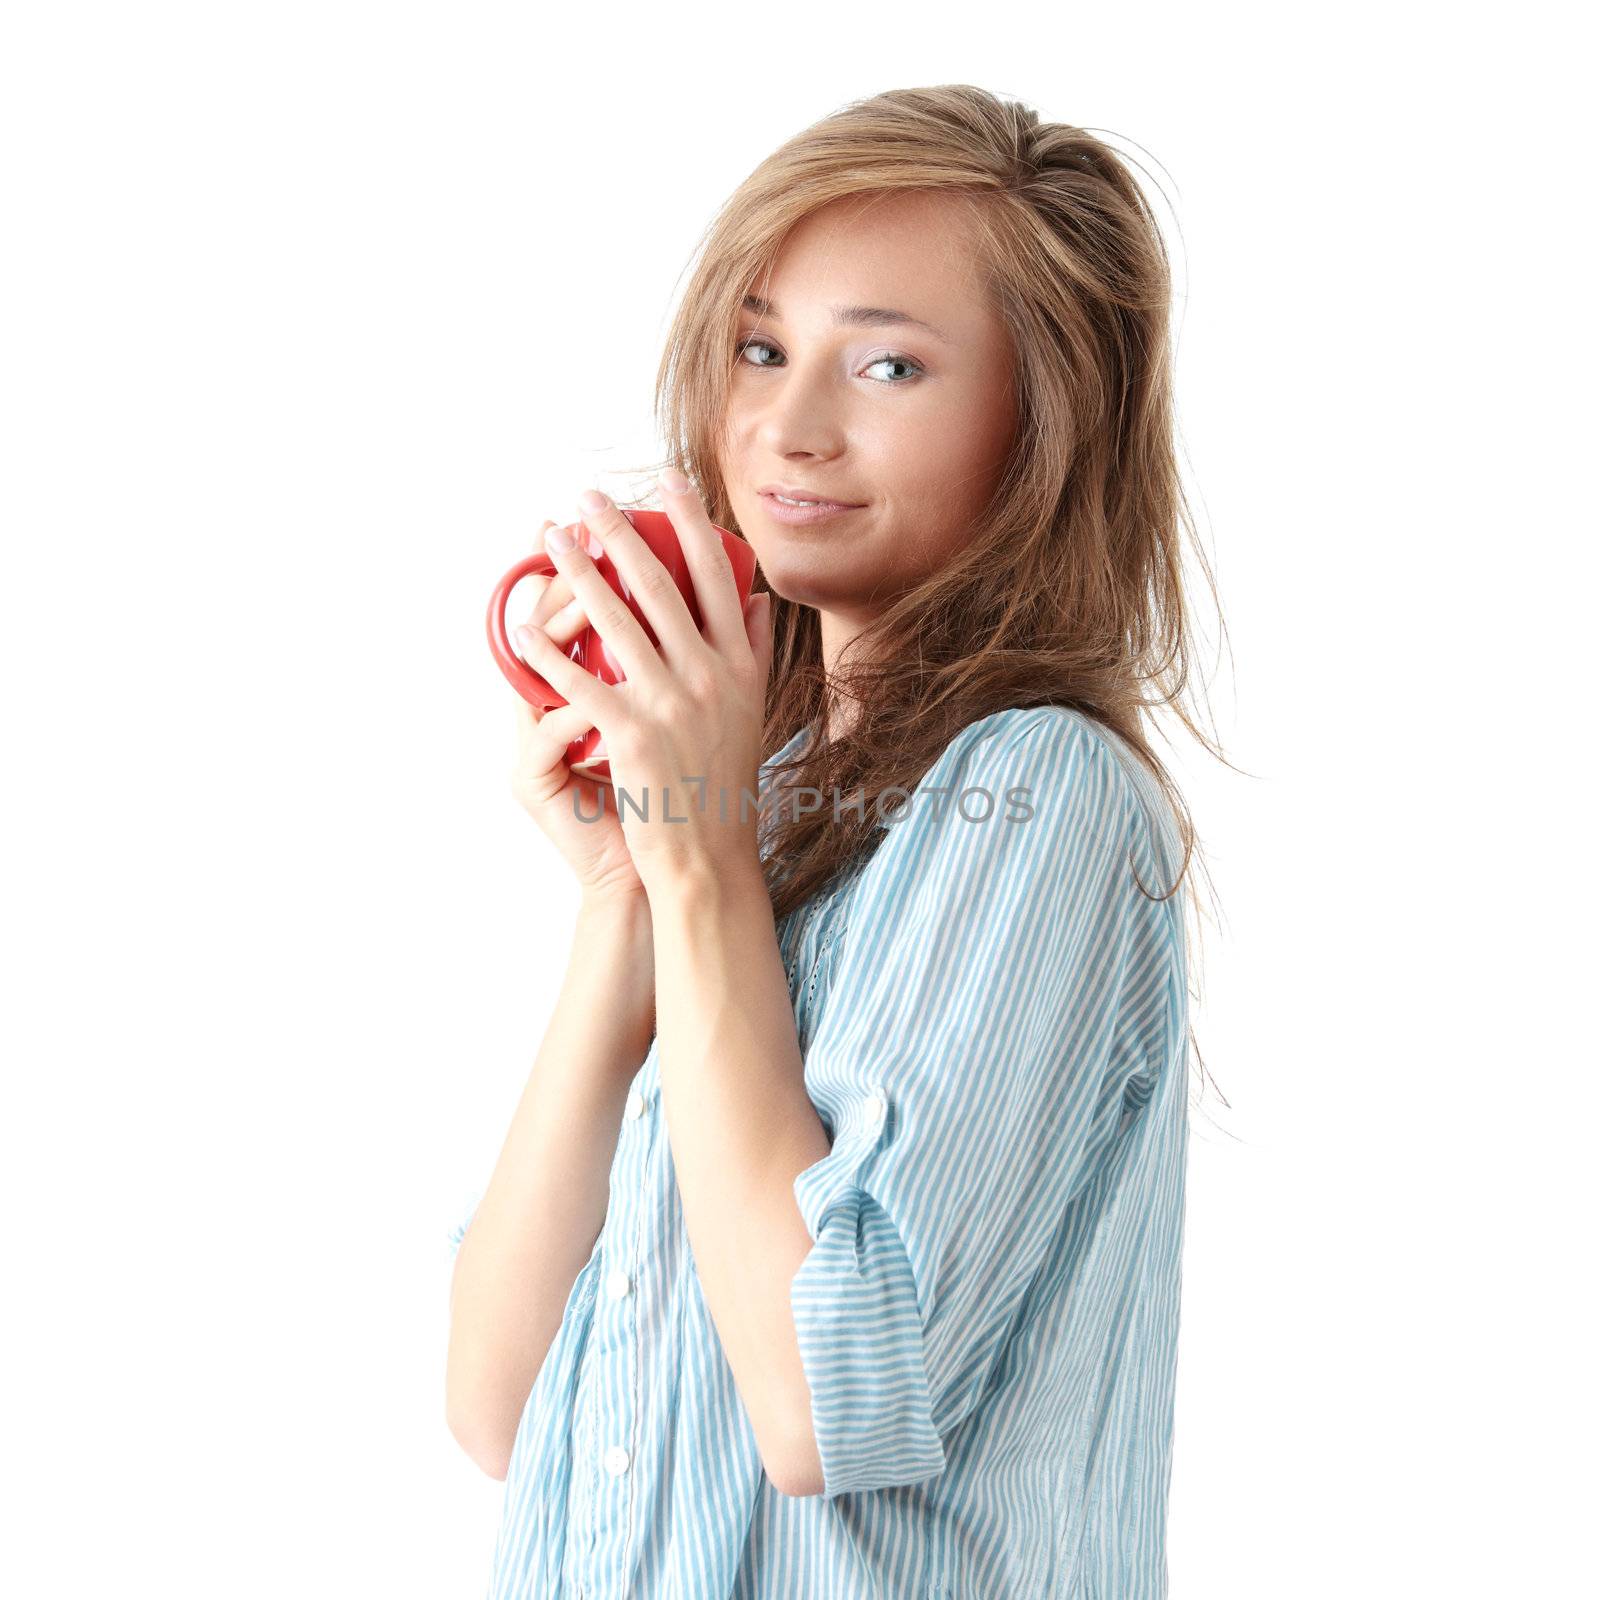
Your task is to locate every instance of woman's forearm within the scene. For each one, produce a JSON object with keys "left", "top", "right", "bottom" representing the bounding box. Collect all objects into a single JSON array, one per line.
[
  {"left": 446, "top": 889, "right": 656, "bottom": 1479},
  {"left": 650, "top": 859, "right": 832, "bottom": 1497}
]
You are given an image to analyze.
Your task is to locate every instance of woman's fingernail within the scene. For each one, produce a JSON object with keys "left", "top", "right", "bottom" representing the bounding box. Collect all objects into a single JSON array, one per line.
[
  {"left": 578, "top": 489, "right": 608, "bottom": 515},
  {"left": 545, "top": 523, "right": 576, "bottom": 554},
  {"left": 659, "top": 466, "right": 690, "bottom": 495}
]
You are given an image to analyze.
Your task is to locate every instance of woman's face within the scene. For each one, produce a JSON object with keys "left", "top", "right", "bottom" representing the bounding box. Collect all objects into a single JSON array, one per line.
[{"left": 717, "top": 190, "right": 1018, "bottom": 669}]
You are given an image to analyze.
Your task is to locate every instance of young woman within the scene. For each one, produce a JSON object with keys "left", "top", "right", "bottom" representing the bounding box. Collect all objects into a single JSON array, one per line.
[{"left": 446, "top": 84, "right": 1220, "bottom": 1600}]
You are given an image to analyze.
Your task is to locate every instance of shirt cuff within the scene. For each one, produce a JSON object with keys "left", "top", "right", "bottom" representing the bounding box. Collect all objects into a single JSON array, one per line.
[{"left": 789, "top": 1087, "right": 947, "bottom": 1497}]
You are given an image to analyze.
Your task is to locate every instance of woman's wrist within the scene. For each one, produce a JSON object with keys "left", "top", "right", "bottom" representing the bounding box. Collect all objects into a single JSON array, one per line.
[
  {"left": 576, "top": 883, "right": 653, "bottom": 930},
  {"left": 570, "top": 887, "right": 657, "bottom": 1063}
]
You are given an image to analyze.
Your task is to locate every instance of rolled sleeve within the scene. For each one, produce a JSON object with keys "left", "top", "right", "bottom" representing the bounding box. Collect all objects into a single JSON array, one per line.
[
  {"left": 787, "top": 708, "right": 1168, "bottom": 1499},
  {"left": 791, "top": 1087, "right": 947, "bottom": 1492}
]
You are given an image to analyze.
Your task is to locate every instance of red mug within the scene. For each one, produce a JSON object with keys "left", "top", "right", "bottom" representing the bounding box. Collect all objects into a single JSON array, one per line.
[{"left": 486, "top": 506, "right": 759, "bottom": 783}]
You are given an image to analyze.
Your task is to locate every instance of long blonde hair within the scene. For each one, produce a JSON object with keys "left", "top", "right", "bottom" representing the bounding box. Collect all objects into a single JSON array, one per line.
[{"left": 620, "top": 85, "right": 1236, "bottom": 1104}]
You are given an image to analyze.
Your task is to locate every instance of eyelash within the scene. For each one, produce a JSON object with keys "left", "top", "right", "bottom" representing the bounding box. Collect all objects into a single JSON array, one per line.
[{"left": 733, "top": 335, "right": 925, "bottom": 385}]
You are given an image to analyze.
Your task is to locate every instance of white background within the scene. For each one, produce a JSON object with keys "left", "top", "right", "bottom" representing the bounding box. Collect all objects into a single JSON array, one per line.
[{"left": 4, "top": 3, "right": 1593, "bottom": 1595}]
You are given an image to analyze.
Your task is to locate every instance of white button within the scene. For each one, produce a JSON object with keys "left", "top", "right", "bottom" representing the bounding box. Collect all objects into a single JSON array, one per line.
[
  {"left": 603, "top": 1444, "right": 631, "bottom": 1476},
  {"left": 625, "top": 1090, "right": 645, "bottom": 1120},
  {"left": 864, "top": 1090, "right": 887, "bottom": 1130},
  {"left": 605, "top": 1267, "right": 632, "bottom": 1300}
]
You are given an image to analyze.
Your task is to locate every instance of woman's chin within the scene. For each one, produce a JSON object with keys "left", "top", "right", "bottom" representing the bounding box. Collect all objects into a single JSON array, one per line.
[{"left": 749, "top": 554, "right": 860, "bottom": 611}]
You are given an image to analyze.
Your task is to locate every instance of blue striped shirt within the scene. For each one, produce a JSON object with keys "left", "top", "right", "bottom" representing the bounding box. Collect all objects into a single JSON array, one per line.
[{"left": 449, "top": 705, "right": 1190, "bottom": 1598}]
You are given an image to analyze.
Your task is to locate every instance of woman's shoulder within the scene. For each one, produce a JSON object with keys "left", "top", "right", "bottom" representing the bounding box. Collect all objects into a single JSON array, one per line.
[
  {"left": 948, "top": 701, "right": 1128, "bottom": 764},
  {"left": 859, "top": 705, "right": 1125, "bottom": 861},
  {"left": 933, "top": 704, "right": 1183, "bottom": 887},
  {"left": 923, "top": 703, "right": 1131, "bottom": 804}
]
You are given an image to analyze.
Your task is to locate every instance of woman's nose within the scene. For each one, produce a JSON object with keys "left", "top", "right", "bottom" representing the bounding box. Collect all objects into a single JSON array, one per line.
[{"left": 751, "top": 375, "right": 846, "bottom": 459}]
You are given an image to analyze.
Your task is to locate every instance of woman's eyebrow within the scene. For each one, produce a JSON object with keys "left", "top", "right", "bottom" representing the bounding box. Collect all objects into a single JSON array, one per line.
[{"left": 740, "top": 292, "right": 951, "bottom": 344}]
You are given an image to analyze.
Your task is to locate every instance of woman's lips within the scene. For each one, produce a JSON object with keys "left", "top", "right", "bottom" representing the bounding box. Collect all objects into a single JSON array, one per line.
[{"left": 758, "top": 492, "right": 865, "bottom": 526}]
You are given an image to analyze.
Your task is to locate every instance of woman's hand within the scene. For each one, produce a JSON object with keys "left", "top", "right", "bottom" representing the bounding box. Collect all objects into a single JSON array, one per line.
[
  {"left": 509, "top": 518, "right": 648, "bottom": 906},
  {"left": 513, "top": 470, "right": 774, "bottom": 904}
]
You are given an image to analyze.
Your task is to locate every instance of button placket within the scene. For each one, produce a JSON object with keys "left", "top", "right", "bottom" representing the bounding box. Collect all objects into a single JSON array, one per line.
[
  {"left": 575, "top": 1075, "right": 650, "bottom": 1597},
  {"left": 806, "top": 910, "right": 850, "bottom": 1008},
  {"left": 783, "top": 896, "right": 819, "bottom": 987},
  {"left": 611, "top": 1089, "right": 644, "bottom": 1306},
  {"left": 788, "top": 865, "right": 864, "bottom": 1007},
  {"left": 614, "top": 1071, "right": 653, "bottom": 1571}
]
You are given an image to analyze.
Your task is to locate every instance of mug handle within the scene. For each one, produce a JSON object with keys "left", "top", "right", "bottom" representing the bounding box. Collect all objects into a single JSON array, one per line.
[{"left": 485, "top": 551, "right": 578, "bottom": 709}]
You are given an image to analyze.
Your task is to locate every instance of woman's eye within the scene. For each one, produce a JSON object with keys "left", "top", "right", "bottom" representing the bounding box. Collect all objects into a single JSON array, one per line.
[
  {"left": 862, "top": 353, "right": 923, "bottom": 383},
  {"left": 735, "top": 336, "right": 783, "bottom": 368},
  {"left": 733, "top": 336, "right": 923, "bottom": 385}
]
